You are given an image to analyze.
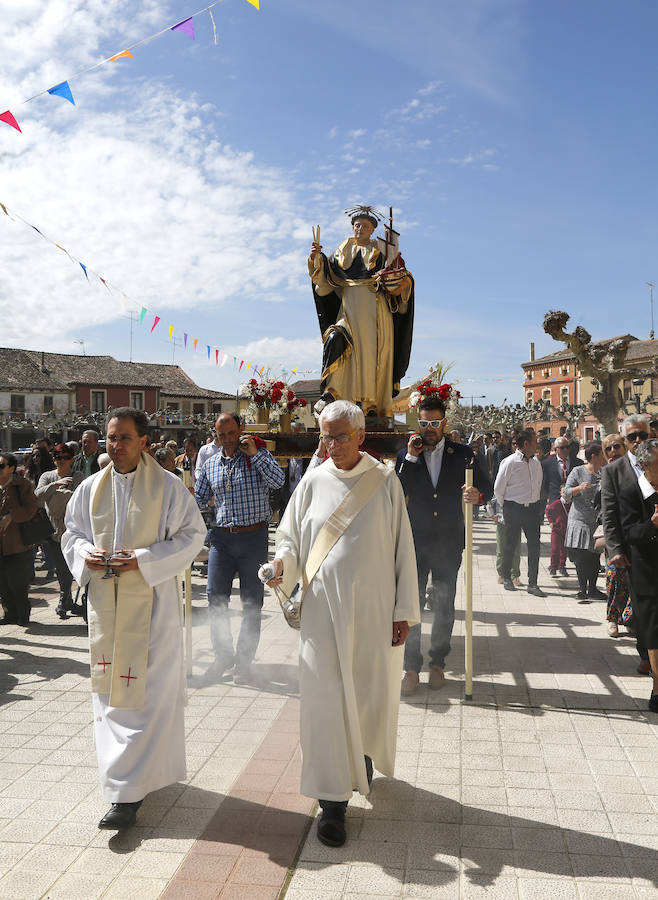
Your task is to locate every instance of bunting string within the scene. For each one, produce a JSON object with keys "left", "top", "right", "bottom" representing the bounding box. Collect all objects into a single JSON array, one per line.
[
  {"left": 1, "top": 0, "right": 259, "bottom": 133},
  {"left": 0, "top": 198, "right": 316, "bottom": 378}
]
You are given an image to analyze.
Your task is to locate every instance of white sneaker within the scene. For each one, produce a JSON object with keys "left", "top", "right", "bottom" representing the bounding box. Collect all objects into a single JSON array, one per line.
[{"left": 607, "top": 621, "right": 619, "bottom": 637}]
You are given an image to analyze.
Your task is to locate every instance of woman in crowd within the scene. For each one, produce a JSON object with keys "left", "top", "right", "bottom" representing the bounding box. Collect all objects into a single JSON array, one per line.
[
  {"left": 24, "top": 445, "right": 56, "bottom": 579},
  {"left": 564, "top": 441, "right": 607, "bottom": 601},
  {"left": 35, "top": 443, "right": 84, "bottom": 618},
  {"left": 601, "top": 434, "right": 633, "bottom": 637},
  {"left": 0, "top": 453, "right": 39, "bottom": 626},
  {"left": 620, "top": 438, "right": 658, "bottom": 713}
]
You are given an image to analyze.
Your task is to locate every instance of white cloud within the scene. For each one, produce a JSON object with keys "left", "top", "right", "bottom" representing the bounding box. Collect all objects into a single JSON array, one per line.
[{"left": 226, "top": 336, "right": 321, "bottom": 370}]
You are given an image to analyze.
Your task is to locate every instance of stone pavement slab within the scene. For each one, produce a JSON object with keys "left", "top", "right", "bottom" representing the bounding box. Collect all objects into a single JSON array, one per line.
[{"left": 0, "top": 520, "right": 656, "bottom": 899}]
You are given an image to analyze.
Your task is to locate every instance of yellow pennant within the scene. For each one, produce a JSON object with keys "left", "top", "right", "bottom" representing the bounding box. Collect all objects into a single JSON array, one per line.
[
  {"left": 169, "top": 325, "right": 174, "bottom": 340},
  {"left": 244, "top": 0, "right": 259, "bottom": 8},
  {"left": 246, "top": 362, "right": 251, "bottom": 371},
  {"left": 109, "top": 49, "right": 134, "bottom": 62}
]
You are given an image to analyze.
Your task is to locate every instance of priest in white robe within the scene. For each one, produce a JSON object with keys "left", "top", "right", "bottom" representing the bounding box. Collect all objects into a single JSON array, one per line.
[
  {"left": 62, "top": 407, "right": 206, "bottom": 830},
  {"left": 267, "top": 400, "right": 419, "bottom": 847}
]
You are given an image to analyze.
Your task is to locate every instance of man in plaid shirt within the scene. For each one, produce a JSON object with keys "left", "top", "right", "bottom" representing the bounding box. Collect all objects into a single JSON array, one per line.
[{"left": 195, "top": 413, "right": 285, "bottom": 682}]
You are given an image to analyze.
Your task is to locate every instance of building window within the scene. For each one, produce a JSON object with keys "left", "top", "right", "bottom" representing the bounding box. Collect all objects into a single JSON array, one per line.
[
  {"left": 212, "top": 403, "right": 222, "bottom": 414},
  {"left": 10, "top": 394, "right": 25, "bottom": 413},
  {"left": 622, "top": 379, "right": 631, "bottom": 401},
  {"left": 526, "top": 391, "right": 534, "bottom": 405},
  {"left": 542, "top": 389, "right": 551, "bottom": 401},
  {"left": 560, "top": 387, "right": 569, "bottom": 404},
  {"left": 542, "top": 368, "right": 550, "bottom": 378},
  {"left": 560, "top": 366, "right": 569, "bottom": 376},
  {"left": 130, "top": 391, "right": 144, "bottom": 410},
  {"left": 526, "top": 370, "right": 533, "bottom": 380},
  {"left": 91, "top": 390, "right": 106, "bottom": 413},
  {"left": 193, "top": 402, "right": 205, "bottom": 415},
  {"left": 43, "top": 396, "right": 54, "bottom": 413},
  {"left": 166, "top": 402, "right": 180, "bottom": 412}
]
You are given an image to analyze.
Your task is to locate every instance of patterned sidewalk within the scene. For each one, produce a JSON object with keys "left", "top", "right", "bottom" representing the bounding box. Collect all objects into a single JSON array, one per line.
[{"left": 0, "top": 520, "right": 657, "bottom": 899}]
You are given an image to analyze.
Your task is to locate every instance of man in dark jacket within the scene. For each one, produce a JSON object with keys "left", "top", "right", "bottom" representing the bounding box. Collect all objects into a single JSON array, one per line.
[
  {"left": 542, "top": 434, "right": 584, "bottom": 505},
  {"left": 72, "top": 430, "right": 101, "bottom": 479},
  {"left": 396, "top": 395, "right": 492, "bottom": 693}
]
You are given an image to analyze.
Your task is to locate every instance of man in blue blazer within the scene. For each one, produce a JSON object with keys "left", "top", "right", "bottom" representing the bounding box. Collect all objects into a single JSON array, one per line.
[{"left": 396, "top": 395, "right": 493, "bottom": 693}]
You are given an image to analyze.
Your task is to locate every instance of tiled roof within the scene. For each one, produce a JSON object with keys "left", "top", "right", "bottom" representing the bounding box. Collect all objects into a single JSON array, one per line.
[
  {"left": 289, "top": 379, "right": 321, "bottom": 395},
  {"left": 1, "top": 347, "right": 233, "bottom": 399},
  {"left": 521, "top": 335, "right": 657, "bottom": 368}
]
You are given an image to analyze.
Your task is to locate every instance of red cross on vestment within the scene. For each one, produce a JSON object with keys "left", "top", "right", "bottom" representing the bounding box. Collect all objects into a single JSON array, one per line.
[
  {"left": 120, "top": 667, "right": 138, "bottom": 687},
  {"left": 97, "top": 655, "right": 111, "bottom": 672}
]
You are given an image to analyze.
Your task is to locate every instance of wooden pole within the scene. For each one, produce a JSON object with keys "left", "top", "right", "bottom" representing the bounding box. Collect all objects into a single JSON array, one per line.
[
  {"left": 183, "top": 468, "right": 193, "bottom": 677},
  {"left": 464, "top": 462, "right": 474, "bottom": 700}
]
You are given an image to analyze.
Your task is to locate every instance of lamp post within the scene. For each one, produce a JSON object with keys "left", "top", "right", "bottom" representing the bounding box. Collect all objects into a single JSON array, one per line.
[{"left": 632, "top": 378, "right": 646, "bottom": 415}]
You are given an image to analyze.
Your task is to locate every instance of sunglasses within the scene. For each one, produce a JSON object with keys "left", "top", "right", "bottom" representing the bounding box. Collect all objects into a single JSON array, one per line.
[
  {"left": 605, "top": 443, "right": 622, "bottom": 453},
  {"left": 626, "top": 431, "right": 649, "bottom": 442},
  {"left": 0, "top": 462, "right": 8, "bottom": 470},
  {"left": 418, "top": 419, "right": 445, "bottom": 429}
]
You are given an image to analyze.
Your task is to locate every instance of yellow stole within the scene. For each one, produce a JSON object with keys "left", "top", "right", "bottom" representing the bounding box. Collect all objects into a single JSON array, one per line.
[{"left": 88, "top": 452, "right": 164, "bottom": 709}]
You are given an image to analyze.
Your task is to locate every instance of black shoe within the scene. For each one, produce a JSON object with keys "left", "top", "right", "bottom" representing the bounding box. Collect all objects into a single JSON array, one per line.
[
  {"left": 55, "top": 604, "right": 68, "bottom": 619},
  {"left": 98, "top": 800, "right": 142, "bottom": 830},
  {"left": 0, "top": 616, "right": 18, "bottom": 625},
  {"left": 17, "top": 618, "right": 30, "bottom": 627},
  {"left": 587, "top": 588, "right": 607, "bottom": 601},
  {"left": 503, "top": 578, "right": 516, "bottom": 591},
  {"left": 365, "top": 755, "right": 373, "bottom": 789},
  {"left": 576, "top": 591, "right": 591, "bottom": 603},
  {"left": 317, "top": 800, "right": 347, "bottom": 847},
  {"left": 649, "top": 694, "right": 658, "bottom": 714},
  {"left": 548, "top": 568, "right": 557, "bottom": 577},
  {"left": 206, "top": 655, "right": 234, "bottom": 680},
  {"left": 527, "top": 585, "right": 547, "bottom": 597},
  {"left": 559, "top": 567, "right": 568, "bottom": 577}
]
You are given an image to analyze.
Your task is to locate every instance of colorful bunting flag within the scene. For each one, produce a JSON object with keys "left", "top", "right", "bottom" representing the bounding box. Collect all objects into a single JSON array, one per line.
[
  {"left": 194, "top": 338, "right": 198, "bottom": 352},
  {"left": 171, "top": 17, "right": 195, "bottom": 39},
  {"left": 150, "top": 315, "right": 160, "bottom": 332},
  {"left": 245, "top": 0, "right": 259, "bottom": 8},
  {"left": 184, "top": 333, "right": 188, "bottom": 348},
  {"left": 140, "top": 307, "right": 147, "bottom": 324},
  {"left": 109, "top": 49, "right": 133, "bottom": 62},
  {"left": 209, "top": 8, "right": 218, "bottom": 43},
  {"left": 207, "top": 345, "right": 211, "bottom": 359},
  {"left": 215, "top": 349, "right": 219, "bottom": 364},
  {"left": 246, "top": 362, "right": 251, "bottom": 372},
  {"left": 169, "top": 324, "right": 174, "bottom": 340},
  {"left": 47, "top": 81, "right": 75, "bottom": 105},
  {"left": 0, "top": 110, "right": 21, "bottom": 132},
  {"left": 239, "top": 361, "right": 244, "bottom": 371},
  {"left": 79, "top": 262, "right": 88, "bottom": 280},
  {"left": 99, "top": 276, "right": 110, "bottom": 291}
]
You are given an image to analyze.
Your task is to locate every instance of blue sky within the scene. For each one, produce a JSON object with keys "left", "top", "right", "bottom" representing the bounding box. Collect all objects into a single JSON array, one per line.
[{"left": 1, "top": 0, "right": 657, "bottom": 404}]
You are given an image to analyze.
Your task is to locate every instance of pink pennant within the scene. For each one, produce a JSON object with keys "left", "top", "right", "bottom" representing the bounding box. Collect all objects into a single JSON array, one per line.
[
  {"left": 0, "top": 110, "right": 21, "bottom": 133},
  {"left": 171, "top": 17, "right": 195, "bottom": 39},
  {"left": 215, "top": 349, "right": 219, "bottom": 364},
  {"left": 150, "top": 315, "right": 160, "bottom": 333}
]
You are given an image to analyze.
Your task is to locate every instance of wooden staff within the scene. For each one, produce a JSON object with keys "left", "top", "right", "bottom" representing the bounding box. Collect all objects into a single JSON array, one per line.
[
  {"left": 464, "top": 459, "right": 474, "bottom": 700},
  {"left": 183, "top": 467, "right": 193, "bottom": 676}
]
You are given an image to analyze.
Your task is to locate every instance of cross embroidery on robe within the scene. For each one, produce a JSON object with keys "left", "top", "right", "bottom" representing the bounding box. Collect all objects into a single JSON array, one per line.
[
  {"left": 97, "top": 655, "right": 111, "bottom": 672},
  {"left": 120, "top": 667, "right": 138, "bottom": 687}
]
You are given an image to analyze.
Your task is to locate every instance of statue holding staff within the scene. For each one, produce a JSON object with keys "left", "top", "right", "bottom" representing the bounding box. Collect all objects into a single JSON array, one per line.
[{"left": 308, "top": 205, "right": 414, "bottom": 421}]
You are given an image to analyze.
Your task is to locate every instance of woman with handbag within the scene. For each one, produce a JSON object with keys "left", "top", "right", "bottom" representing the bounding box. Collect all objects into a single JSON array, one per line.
[
  {"left": 35, "top": 444, "right": 84, "bottom": 619},
  {"left": 0, "top": 453, "right": 39, "bottom": 626}
]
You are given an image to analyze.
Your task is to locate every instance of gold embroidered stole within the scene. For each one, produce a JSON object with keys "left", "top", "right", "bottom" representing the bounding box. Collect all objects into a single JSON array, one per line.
[{"left": 88, "top": 452, "right": 164, "bottom": 709}]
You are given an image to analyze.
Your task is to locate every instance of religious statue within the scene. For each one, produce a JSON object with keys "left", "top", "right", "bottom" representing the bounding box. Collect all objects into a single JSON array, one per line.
[{"left": 308, "top": 205, "right": 414, "bottom": 422}]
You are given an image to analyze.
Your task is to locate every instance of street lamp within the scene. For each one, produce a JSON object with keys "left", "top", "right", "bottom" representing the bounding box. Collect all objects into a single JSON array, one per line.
[{"left": 632, "top": 378, "right": 645, "bottom": 414}]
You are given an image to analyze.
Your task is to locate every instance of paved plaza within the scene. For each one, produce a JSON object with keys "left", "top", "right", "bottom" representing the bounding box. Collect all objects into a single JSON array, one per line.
[{"left": 0, "top": 519, "right": 657, "bottom": 899}]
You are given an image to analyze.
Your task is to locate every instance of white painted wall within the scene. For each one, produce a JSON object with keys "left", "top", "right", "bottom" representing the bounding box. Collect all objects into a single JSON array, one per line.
[{"left": 0, "top": 391, "right": 72, "bottom": 415}]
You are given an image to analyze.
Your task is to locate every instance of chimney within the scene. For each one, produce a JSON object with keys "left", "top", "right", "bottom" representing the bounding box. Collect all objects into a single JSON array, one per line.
[
  {"left": 40, "top": 350, "right": 45, "bottom": 371},
  {"left": 529, "top": 342, "right": 535, "bottom": 362}
]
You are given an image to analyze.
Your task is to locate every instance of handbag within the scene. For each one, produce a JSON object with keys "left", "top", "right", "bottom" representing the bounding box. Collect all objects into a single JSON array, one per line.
[
  {"left": 274, "top": 464, "right": 389, "bottom": 629},
  {"left": 14, "top": 482, "right": 54, "bottom": 545}
]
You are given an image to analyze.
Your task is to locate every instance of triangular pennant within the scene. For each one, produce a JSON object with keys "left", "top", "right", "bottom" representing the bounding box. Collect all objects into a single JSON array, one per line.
[
  {"left": 215, "top": 349, "right": 219, "bottom": 364},
  {"left": 207, "top": 346, "right": 211, "bottom": 359},
  {"left": 0, "top": 110, "right": 21, "bottom": 133},
  {"left": 292, "top": 367, "right": 298, "bottom": 374},
  {"left": 120, "top": 293, "right": 127, "bottom": 310},
  {"left": 239, "top": 360, "right": 244, "bottom": 371},
  {"left": 246, "top": 362, "right": 251, "bottom": 372},
  {"left": 31, "top": 225, "right": 44, "bottom": 236},
  {"left": 184, "top": 333, "right": 188, "bottom": 348},
  {"left": 233, "top": 357, "right": 237, "bottom": 365},
  {"left": 99, "top": 277, "right": 110, "bottom": 291},
  {"left": 194, "top": 338, "right": 198, "bottom": 352},
  {"left": 171, "top": 17, "right": 195, "bottom": 38},
  {"left": 169, "top": 324, "right": 174, "bottom": 340},
  {"left": 150, "top": 315, "right": 160, "bottom": 333},
  {"left": 244, "top": 0, "right": 259, "bottom": 8},
  {"left": 140, "top": 307, "right": 147, "bottom": 324},
  {"left": 0, "top": 202, "right": 8, "bottom": 216},
  {"left": 47, "top": 81, "right": 75, "bottom": 106},
  {"left": 221, "top": 354, "right": 228, "bottom": 366},
  {"left": 109, "top": 49, "right": 134, "bottom": 62},
  {"left": 80, "top": 263, "right": 89, "bottom": 280}
]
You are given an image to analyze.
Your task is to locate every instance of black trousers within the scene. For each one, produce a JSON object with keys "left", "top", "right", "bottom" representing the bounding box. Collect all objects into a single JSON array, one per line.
[
  {"left": 569, "top": 547, "right": 599, "bottom": 592},
  {"left": 502, "top": 500, "right": 542, "bottom": 586},
  {"left": 45, "top": 538, "right": 74, "bottom": 602},
  {"left": 0, "top": 550, "right": 33, "bottom": 623}
]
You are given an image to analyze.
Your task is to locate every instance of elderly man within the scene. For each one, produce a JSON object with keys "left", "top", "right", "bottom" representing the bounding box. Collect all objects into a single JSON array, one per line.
[
  {"left": 195, "top": 413, "right": 285, "bottom": 683},
  {"left": 619, "top": 438, "right": 658, "bottom": 712},
  {"left": 267, "top": 400, "right": 418, "bottom": 847},
  {"left": 495, "top": 428, "right": 546, "bottom": 596},
  {"left": 72, "top": 429, "right": 101, "bottom": 479},
  {"left": 62, "top": 408, "right": 206, "bottom": 830},
  {"left": 601, "top": 414, "right": 653, "bottom": 674}
]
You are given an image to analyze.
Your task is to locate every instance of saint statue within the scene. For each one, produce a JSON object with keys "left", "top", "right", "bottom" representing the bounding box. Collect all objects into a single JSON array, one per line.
[{"left": 308, "top": 205, "right": 414, "bottom": 421}]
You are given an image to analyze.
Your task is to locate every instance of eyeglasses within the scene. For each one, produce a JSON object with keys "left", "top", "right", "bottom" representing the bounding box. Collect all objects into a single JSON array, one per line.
[
  {"left": 605, "top": 443, "right": 622, "bottom": 453},
  {"left": 320, "top": 428, "right": 358, "bottom": 445},
  {"left": 625, "top": 431, "right": 649, "bottom": 443},
  {"left": 418, "top": 419, "right": 445, "bottom": 429},
  {"left": 0, "top": 463, "right": 8, "bottom": 470}
]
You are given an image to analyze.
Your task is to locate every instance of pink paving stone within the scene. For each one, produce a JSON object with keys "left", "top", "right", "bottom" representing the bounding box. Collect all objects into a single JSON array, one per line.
[{"left": 229, "top": 856, "right": 289, "bottom": 886}]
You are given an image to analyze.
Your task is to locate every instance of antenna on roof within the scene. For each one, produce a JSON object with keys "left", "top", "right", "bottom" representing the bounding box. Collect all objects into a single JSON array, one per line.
[
  {"left": 647, "top": 282, "right": 655, "bottom": 340},
  {"left": 73, "top": 339, "right": 86, "bottom": 356}
]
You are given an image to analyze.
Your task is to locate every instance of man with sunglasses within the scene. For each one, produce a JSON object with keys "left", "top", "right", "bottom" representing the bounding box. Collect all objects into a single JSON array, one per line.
[
  {"left": 601, "top": 415, "right": 653, "bottom": 675},
  {"left": 396, "top": 395, "right": 492, "bottom": 693}
]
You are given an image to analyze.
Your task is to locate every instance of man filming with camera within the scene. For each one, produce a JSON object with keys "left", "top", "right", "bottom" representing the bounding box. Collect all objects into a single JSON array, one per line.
[{"left": 396, "top": 394, "right": 492, "bottom": 694}]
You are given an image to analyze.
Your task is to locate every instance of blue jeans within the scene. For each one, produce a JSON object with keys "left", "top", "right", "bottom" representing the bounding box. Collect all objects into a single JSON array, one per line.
[
  {"left": 207, "top": 526, "right": 268, "bottom": 667},
  {"left": 404, "top": 538, "right": 462, "bottom": 673}
]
